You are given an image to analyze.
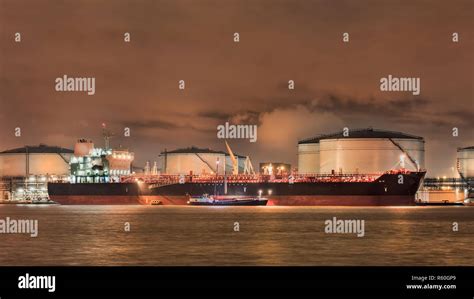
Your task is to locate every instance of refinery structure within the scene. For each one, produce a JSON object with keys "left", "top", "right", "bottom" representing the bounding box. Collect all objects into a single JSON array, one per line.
[
  {"left": 0, "top": 127, "right": 472, "bottom": 205},
  {"left": 0, "top": 144, "right": 73, "bottom": 201}
]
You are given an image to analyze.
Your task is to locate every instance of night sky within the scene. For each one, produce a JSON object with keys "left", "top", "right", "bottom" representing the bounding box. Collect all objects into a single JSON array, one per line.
[{"left": 0, "top": 0, "right": 472, "bottom": 176}]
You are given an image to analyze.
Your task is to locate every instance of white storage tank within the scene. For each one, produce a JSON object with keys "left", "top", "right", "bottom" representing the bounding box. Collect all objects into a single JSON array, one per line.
[
  {"left": 0, "top": 144, "right": 73, "bottom": 177},
  {"left": 457, "top": 146, "right": 474, "bottom": 178},
  {"left": 297, "top": 143, "right": 320, "bottom": 174},
  {"left": 298, "top": 128, "right": 424, "bottom": 174},
  {"left": 159, "top": 147, "right": 245, "bottom": 175}
]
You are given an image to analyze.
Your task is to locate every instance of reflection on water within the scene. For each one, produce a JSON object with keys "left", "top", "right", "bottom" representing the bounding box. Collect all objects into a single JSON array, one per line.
[{"left": 0, "top": 205, "right": 473, "bottom": 266}]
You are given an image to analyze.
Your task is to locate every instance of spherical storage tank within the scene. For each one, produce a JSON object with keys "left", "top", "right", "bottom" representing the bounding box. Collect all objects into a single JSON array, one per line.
[
  {"left": 297, "top": 128, "right": 425, "bottom": 174},
  {"left": 0, "top": 144, "right": 73, "bottom": 177},
  {"left": 457, "top": 146, "right": 474, "bottom": 178}
]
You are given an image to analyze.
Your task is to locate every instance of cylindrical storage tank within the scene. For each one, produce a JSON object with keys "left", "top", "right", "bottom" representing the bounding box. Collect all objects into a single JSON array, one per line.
[
  {"left": 457, "top": 146, "right": 474, "bottom": 178},
  {"left": 159, "top": 147, "right": 228, "bottom": 175},
  {"left": 299, "top": 128, "right": 424, "bottom": 174},
  {"left": 297, "top": 143, "right": 319, "bottom": 174},
  {"left": 319, "top": 138, "right": 424, "bottom": 174},
  {"left": 0, "top": 145, "right": 73, "bottom": 177}
]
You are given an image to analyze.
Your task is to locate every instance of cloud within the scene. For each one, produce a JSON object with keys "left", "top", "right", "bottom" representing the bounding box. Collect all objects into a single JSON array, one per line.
[
  {"left": 197, "top": 92, "right": 433, "bottom": 128},
  {"left": 122, "top": 119, "right": 181, "bottom": 130},
  {"left": 197, "top": 111, "right": 231, "bottom": 121}
]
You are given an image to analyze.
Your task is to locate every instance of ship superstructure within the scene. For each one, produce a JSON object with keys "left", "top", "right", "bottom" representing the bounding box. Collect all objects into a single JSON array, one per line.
[{"left": 69, "top": 139, "right": 134, "bottom": 184}]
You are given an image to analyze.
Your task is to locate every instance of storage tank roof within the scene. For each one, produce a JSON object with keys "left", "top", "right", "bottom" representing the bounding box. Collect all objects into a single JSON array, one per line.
[
  {"left": 162, "top": 147, "right": 246, "bottom": 158},
  {"left": 0, "top": 144, "right": 74, "bottom": 154},
  {"left": 298, "top": 128, "right": 423, "bottom": 144}
]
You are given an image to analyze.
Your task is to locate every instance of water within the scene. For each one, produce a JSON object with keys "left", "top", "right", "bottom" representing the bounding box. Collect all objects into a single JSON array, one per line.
[{"left": 0, "top": 205, "right": 473, "bottom": 266}]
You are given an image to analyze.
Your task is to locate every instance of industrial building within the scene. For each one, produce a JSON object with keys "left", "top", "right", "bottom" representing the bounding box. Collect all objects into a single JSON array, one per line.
[
  {"left": 297, "top": 128, "right": 425, "bottom": 174},
  {"left": 0, "top": 144, "right": 73, "bottom": 201},
  {"left": 158, "top": 146, "right": 253, "bottom": 175}
]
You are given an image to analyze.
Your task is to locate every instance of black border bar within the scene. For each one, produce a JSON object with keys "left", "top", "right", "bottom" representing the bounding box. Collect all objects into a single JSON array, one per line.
[{"left": 0, "top": 266, "right": 472, "bottom": 298}]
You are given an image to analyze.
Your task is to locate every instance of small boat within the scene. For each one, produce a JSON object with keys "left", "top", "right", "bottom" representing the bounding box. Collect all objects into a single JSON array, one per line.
[
  {"left": 187, "top": 194, "right": 268, "bottom": 206},
  {"left": 464, "top": 197, "right": 474, "bottom": 206},
  {"left": 416, "top": 201, "right": 465, "bottom": 206}
]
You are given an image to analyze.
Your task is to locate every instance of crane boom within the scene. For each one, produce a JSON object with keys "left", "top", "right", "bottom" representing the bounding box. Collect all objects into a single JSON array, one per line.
[{"left": 225, "top": 140, "right": 238, "bottom": 175}]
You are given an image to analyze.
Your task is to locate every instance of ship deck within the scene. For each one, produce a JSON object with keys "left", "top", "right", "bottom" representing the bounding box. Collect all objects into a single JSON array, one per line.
[{"left": 121, "top": 170, "right": 420, "bottom": 185}]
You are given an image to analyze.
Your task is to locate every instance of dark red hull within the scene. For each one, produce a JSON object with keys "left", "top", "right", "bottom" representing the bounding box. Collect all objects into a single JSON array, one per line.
[{"left": 49, "top": 195, "right": 144, "bottom": 205}]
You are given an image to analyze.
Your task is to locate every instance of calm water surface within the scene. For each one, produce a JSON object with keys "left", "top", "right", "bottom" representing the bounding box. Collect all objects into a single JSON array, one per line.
[{"left": 0, "top": 205, "right": 473, "bottom": 266}]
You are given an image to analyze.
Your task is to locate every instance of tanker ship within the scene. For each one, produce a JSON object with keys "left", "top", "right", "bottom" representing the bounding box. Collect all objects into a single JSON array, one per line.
[
  {"left": 48, "top": 170, "right": 426, "bottom": 206},
  {"left": 47, "top": 129, "right": 426, "bottom": 206}
]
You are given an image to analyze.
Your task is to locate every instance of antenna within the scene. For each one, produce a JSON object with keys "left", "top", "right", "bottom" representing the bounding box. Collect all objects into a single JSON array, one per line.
[{"left": 101, "top": 123, "right": 114, "bottom": 150}]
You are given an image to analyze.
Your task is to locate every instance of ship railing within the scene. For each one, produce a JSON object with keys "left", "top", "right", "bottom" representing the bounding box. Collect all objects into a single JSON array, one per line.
[
  {"left": 121, "top": 168, "right": 420, "bottom": 183},
  {"left": 122, "top": 173, "right": 386, "bottom": 184}
]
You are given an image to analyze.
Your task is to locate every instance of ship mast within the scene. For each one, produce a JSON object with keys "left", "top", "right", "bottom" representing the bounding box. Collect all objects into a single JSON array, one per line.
[
  {"left": 102, "top": 123, "right": 113, "bottom": 150},
  {"left": 224, "top": 158, "right": 228, "bottom": 195},
  {"left": 214, "top": 158, "right": 219, "bottom": 196}
]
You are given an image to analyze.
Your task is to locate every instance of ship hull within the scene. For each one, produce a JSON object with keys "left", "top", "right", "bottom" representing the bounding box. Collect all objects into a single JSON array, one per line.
[
  {"left": 49, "top": 195, "right": 142, "bottom": 205},
  {"left": 48, "top": 183, "right": 144, "bottom": 205},
  {"left": 48, "top": 172, "right": 426, "bottom": 206}
]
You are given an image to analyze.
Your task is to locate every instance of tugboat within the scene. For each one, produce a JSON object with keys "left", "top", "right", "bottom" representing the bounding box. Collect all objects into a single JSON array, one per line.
[
  {"left": 187, "top": 194, "right": 268, "bottom": 206},
  {"left": 186, "top": 154, "right": 268, "bottom": 206}
]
